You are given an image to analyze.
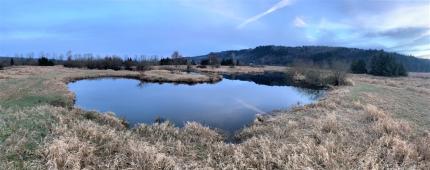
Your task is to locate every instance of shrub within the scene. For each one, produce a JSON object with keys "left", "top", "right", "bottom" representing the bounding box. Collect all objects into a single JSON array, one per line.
[
  {"left": 288, "top": 67, "right": 348, "bottom": 87},
  {"left": 208, "top": 54, "right": 220, "bottom": 68},
  {"left": 0, "top": 63, "right": 3, "bottom": 70},
  {"left": 136, "top": 61, "right": 151, "bottom": 71},
  {"left": 327, "top": 69, "right": 348, "bottom": 86},
  {"left": 186, "top": 60, "right": 193, "bottom": 73},
  {"left": 350, "top": 60, "right": 367, "bottom": 74}
]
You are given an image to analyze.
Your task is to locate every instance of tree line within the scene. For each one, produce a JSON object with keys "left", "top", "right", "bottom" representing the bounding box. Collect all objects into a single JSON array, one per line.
[
  {"left": 350, "top": 53, "right": 408, "bottom": 77},
  {"left": 193, "top": 45, "right": 430, "bottom": 72},
  {"left": 0, "top": 51, "right": 224, "bottom": 70},
  {"left": 1, "top": 50, "right": 408, "bottom": 77}
]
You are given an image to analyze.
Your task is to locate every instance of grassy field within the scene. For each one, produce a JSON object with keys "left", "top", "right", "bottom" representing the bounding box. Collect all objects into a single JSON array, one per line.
[{"left": 0, "top": 66, "right": 429, "bottom": 169}]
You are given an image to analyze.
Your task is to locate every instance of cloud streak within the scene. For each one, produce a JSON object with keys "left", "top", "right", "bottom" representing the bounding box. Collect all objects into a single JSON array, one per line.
[
  {"left": 235, "top": 98, "right": 266, "bottom": 114},
  {"left": 237, "top": 0, "right": 292, "bottom": 29},
  {"left": 293, "top": 16, "right": 307, "bottom": 28}
]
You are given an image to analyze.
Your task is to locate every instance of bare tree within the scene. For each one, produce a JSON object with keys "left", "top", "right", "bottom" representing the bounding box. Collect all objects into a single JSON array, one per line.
[
  {"left": 208, "top": 53, "right": 220, "bottom": 68},
  {"left": 171, "top": 51, "right": 182, "bottom": 67},
  {"left": 231, "top": 53, "right": 236, "bottom": 68},
  {"left": 186, "top": 60, "right": 192, "bottom": 72}
]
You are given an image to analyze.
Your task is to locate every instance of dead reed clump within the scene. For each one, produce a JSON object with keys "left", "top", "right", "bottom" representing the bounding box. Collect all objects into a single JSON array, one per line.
[
  {"left": 134, "top": 122, "right": 180, "bottom": 143},
  {"left": 364, "top": 104, "right": 387, "bottom": 122},
  {"left": 319, "top": 113, "right": 339, "bottom": 134},
  {"left": 360, "top": 135, "right": 420, "bottom": 169},
  {"left": 44, "top": 118, "right": 178, "bottom": 169},
  {"left": 81, "top": 111, "right": 128, "bottom": 130},
  {"left": 181, "top": 122, "right": 224, "bottom": 143},
  {"left": 415, "top": 133, "right": 430, "bottom": 165},
  {"left": 372, "top": 119, "right": 412, "bottom": 138},
  {"left": 45, "top": 136, "right": 96, "bottom": 170},
  {"left": 122, "top": 139, "right": 177, "bottom": 169}
]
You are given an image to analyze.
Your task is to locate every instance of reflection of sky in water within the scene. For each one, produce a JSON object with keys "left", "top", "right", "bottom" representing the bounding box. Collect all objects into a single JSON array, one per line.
[{"left": 68, "top": 77, "right": 323, "bottom": 133}]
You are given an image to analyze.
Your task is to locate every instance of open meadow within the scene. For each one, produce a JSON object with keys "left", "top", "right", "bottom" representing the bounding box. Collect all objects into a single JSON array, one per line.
[{"left": 0, "top": 66, "right": 429, "bottom": 169}]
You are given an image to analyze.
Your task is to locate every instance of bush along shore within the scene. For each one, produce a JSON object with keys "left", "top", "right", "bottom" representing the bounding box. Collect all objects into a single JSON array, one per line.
[{"left": 0, "top": 66, "right": 429, "bottom": 169}]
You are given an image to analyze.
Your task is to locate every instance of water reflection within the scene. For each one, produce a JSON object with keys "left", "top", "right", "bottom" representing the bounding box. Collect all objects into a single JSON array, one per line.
[{"left": 68, "top": 74, "right": 324, "bottom": 133}]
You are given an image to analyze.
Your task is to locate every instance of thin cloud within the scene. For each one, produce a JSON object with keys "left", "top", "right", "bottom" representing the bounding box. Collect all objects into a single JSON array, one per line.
[
  {"left": 237, "top": 0, "right": 292, "bottom": 29},
  {"left": 293, "top": 16, "right": 307, "bottom": 28},
  {"left": 235, "top": 98, "right": 266, "bottom": 114}
]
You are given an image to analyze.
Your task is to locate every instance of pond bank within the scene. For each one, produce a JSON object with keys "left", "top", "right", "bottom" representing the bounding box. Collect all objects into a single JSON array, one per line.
[
  {"left": 63, "top": 68, "right": 221, "bottom": 85},
  {"left": 1, "top": 66, "right": 429, "bottom": 169}
]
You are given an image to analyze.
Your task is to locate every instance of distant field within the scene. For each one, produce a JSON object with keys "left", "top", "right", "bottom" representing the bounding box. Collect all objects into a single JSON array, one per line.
[{"left": 0, "top": 66, "right": 429, "bottom": 169}]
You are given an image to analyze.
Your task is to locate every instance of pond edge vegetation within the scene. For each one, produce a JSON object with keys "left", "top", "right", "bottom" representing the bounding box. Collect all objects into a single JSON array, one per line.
[{"left": 1, "top": 65, "right": 429, "bottom": 169}]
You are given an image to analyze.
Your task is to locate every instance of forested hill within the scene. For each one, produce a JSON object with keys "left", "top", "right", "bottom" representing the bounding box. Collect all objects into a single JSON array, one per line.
[{"left": 192, "top": 46, "right": 430, "bottom": 72}]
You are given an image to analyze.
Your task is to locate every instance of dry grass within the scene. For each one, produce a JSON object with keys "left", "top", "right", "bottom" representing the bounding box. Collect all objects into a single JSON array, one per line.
[
  {"left": 0, "top": 66, "right": 429, "bottom": 169},
  {"left": 286, "top": 66, "right": 353, "bottom": 88},
  {"left": 193, "top": 65, "right": 286, "bottom": 74},
  {"left": 140, "top": 69, "right": 221, "bottom": 84}
]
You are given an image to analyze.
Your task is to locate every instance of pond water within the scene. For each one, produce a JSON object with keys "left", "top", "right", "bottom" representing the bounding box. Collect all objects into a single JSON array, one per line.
[{"left": 68, "top": 74, "right": 324, "bottom": 133}]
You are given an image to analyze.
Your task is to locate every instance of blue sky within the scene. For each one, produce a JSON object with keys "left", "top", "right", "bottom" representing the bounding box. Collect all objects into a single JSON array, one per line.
[{"left": 1, "top": 0, "right": 429, "bottom": 58}]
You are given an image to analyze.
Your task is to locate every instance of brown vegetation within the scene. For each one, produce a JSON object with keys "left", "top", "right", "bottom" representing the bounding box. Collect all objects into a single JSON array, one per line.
[
  {"left": 140, "top": 70, "right": 221, "bottom": 84},
  {"left": 195, "top": 65, "right": 286, "bottom": 74},
  {"left": 153, "top": 65, "right": 286, "bottom": 74},
  {"left": 287, "top": 67, "right": 351, "bottom": 88},
  {"left": 0, "top": 66, "right": 429, "bottom": 169}
]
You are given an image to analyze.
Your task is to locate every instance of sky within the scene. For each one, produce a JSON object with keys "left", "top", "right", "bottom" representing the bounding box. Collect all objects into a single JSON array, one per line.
[{"left": 0, "top": 0, "right": 429, "bottom": 58}]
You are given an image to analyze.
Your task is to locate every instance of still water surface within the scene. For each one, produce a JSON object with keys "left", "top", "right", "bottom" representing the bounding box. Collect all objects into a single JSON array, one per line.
[{"left": 68, "top": 75, "right": 323, "bottom": 133}]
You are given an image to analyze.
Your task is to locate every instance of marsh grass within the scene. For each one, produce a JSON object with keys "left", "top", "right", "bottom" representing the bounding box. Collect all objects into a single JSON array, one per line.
[
  {"left": 0, "top": 66, "right": 429, "bottom": 169},
  {"left": 140, "top": 69, "right": 222, "bottom": 84},
  {"left": 287, "top": 67, "right": 351, "bottom": 88}
]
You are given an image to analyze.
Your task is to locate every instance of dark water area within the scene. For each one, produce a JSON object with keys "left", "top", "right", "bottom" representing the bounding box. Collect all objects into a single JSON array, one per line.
[
  {"left": 68, "top": 74, "right": 324, "bottom": 134},
  {"left": 223, "top": 72, "right": 326, "bottom": 89}
]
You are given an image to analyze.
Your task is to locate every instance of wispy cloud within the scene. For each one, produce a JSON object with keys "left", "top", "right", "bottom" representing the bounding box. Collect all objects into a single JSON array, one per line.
[
  {"left": 293, "top": 16, "right": 307, "bottom": 28},
  {"left": 235, "top": 98, "right": 266, "bottom": 114},
  {"left": 237, "top": 0, "right": 292, "bottom": 29}
]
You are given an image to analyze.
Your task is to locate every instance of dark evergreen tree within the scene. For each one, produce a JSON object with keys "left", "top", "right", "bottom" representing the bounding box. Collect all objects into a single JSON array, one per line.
[
  {"left": 124, "top": 58, "right": 134, "bottom": 70},
  {"left": 10, "top": 58, "right": 14, "bottom": 66},
  {"left": 160, "top": 58, "right": 173, "bottom": 65},
  {"left": 38, "top": 57, "right": 55, "bottom": 66},
  {"left": 350, "top": 60, "right": 367, "bottom": 74},
  {"left": 396, "top": 63, "right": 408, "bottom": 76},
  {"left": 200, "top": 59, "right": 210, "bottom": 65},
  {"left": 369, "top": 54, "right": 407, "bottom": 77},
  {"left": 221, "top": 58, "right": 234, "bottom": 65}
]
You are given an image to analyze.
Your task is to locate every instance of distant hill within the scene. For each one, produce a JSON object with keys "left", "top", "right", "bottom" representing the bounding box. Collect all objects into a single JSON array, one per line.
[{"left": 192, "top": 46, "right": 430, "bottom": 72}]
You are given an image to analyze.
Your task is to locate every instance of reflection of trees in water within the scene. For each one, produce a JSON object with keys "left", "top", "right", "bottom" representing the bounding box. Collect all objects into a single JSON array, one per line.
[
  {"left": 223, "top": 72, "right": 325, "bottom": 100},
  {"left": 137, "top": 81, "right": 149, "bottom": 88},
  {"left": 136, "top": 81, "right": 165, "bottom": 88},
  {"left": 223, "top": 72, "right": 292, "bottom": 86},
  {"left": 224, "top": 72, "right": 324, "bottom": 88},
  {"left": 293, "top": 87, "right": 325, "bottom": 100}
]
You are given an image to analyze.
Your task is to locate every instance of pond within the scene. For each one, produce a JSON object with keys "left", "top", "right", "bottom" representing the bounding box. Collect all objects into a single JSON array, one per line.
[{"left": 68, "top": 74, "right": 324, "bottom": 134}]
